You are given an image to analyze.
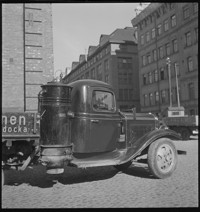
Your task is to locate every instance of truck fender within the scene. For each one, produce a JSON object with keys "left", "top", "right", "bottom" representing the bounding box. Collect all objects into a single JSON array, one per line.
[{"left": 119, "top": 129, "right": 182, "bottom": 164}]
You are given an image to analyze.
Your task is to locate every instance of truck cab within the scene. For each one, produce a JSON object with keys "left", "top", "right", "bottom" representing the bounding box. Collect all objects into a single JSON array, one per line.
[{"left": 69, "top": 80, "right": 120, "bottom": 153}]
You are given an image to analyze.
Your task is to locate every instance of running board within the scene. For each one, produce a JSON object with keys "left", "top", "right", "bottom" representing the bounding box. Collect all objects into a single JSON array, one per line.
[{"left": 70, "top": 149, "right": 127, "bottom": 168}]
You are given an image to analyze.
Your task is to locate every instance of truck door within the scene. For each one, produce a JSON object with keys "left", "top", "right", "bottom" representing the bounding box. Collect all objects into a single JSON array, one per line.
[{"left": 89, "top": 89, "right": 120, "bottom": 152}]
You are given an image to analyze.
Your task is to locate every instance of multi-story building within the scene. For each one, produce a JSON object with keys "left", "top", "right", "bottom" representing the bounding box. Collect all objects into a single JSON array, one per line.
[
  {"left": 64, "top": 27, "right": 140, "bottom": 111},
  {"left": 131, "top": 3, "right": 198, "bottom": 115},
  {"left": 2, "top": 3, "right": 54, "bottom": 112}
]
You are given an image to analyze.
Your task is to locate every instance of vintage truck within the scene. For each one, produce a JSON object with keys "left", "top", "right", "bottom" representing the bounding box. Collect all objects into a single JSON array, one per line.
[
  {"left": 2, "top": 79, "right": 186, "bottom": 185},
  {"left": 161, "top": 107, "right": 198, "bottom": 141}
]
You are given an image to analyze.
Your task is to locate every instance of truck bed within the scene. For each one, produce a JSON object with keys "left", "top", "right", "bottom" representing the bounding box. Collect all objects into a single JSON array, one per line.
[
  {"left": 2, "top": 112, "right": 40, "bottom": 141},
  {"left": 163, "top": 116, "right": 198, "bottom": 127}
]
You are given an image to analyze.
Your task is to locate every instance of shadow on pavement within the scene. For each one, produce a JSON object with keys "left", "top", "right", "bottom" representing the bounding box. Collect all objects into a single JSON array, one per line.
[
  {"left": 4, "top": 165, "right": 57, "bottom": 188},
  {"left": 3, "top": 165, "right": 119, "bottom": 188},
  {"left": 122, "top": 164, "right": 156, "bottom": 179},
  {"left": 58, "top": 166, "right": 119, "bottom": 185},
  {"left": 3, "top": 163, "right": 156, "bottom": 188}
]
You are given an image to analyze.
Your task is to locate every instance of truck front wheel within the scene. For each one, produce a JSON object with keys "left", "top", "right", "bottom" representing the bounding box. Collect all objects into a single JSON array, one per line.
[{"left": 147, "top": 138, "right": 177, "bottom": 179}]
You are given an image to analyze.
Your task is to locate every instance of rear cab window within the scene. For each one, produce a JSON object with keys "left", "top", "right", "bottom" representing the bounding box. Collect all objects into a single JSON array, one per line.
[{"left": 92, "top": 90, "right": 116, "bottom": 112}]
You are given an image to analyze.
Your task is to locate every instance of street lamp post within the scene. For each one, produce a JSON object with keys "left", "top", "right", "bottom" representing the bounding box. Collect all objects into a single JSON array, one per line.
[
  {"left": 166, "top": 57, "right": 172, "bottom": 107},
  {"left": 175, "top": 63, "right": 180, "bottom": 108}
]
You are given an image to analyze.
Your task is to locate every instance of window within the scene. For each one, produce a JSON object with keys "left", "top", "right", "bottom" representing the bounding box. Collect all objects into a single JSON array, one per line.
[
  {"left": 172, "top": 39, "right": 178, "bottom": 53},
  {"left": 157, "top": 24, "right": 162, "bottom": 35},
  {"left": 92, "top": 90, "right": 115, "bottom": 112},
  {"left": 128, "top": 73, "right": 133, "bottom": 84},
  {"left": 165, "top": 43, "right": 170, "bottom": 56},
  {"left": 124, "top": 89, "right": 128, "bottom": 101},
  {"left": 119, "top": 89, "right": 133, "bottom": 101},
  {"left": 153, "top": 49, "right": 157, "bottom": 61},
  {"left": 99, "top": 51, "right": 102, "bottom": 59},
  {"left": 104, "top": 59, "right": 109, "bottom": 72},
  {"left": 146, "top": 31, "right": 150, "bottom": 42},
  {"left": 90, "top": 68, "right": 95, "bottom": 79},
  {"left": 154, "top": 69, "right": 158, "bottom": 82},
  {"left": 149, "top": 93, "right": 153, "bottom": 106},
  {"left": 123, "top": 73, "right": 128, "bottom": 84},
  {"left": 185, "top": 31, "right": 192, "bottom": 47},
  {"left": 183, "top": 5, "right": 190, "bottom": 19},
  {"left": 105, "top": 74, "right": 109, "bottom": 83},
  {"left": 187, "top": 57, "right": 193, "bottom": 72},
  {"left": 118, "top": 57, "right": 132, "bottom": 69},
  {"left": 118, "top": 73, "right": 123, "bottom": 84},
  {"left": 119, "top": 89, "right": 123, "bottom": 100},
  {"left": 85, "top": 72, "right": 89, "bottom": 79},
  {"left": 148, "top": 72, "right": 153, "bottom": 84},
  {"left": 169, "top": 3, "right": 175, "bottom": 10},
  {"left": 171, "top": 15, "right": 176, "bottom": 27},
  {"left": 161, "top": 90, "right": 166, "bottom": 103},
  {"left": 155, "top": 91, "right": 159, "bottom": 104},
  {"left": 144, "top": 94, "right": 148, "bottom": 106},
  {"left": 159, "top": 46, "right": 164, "bottom": 59},
  {"left": 141, "top": 35, "right": 145, "bottom": 45},
  {"left": 195, "top": 28, "right": 198, "bottom": 42},
  {"left": 162, "top": 5, "right": 167, "bottom": 15},
  {"left": 164, "top": 19, "right": 169, "bottom": 31},
  {"left": 193, "top": 3, "right": 198, "bottom": 13},
  {"left": 152, "top": 28, "right": 156, "bottom": 39},
  {"left": 147, "top": 53, "right": 151, "bottom": 64},
  {"left": 142, "top": 55, "right": 146, "bottom": 66},
  {"left": 105, "top": 47, "right": 109, "bottom": 54},
  {"left": 102, "top": 49, "right": 105, "bottom": 57},
  {"left": 143, "top": 74, "right": 147, "bottom": 85},
  {"left": 160, "top": 68, "right": 165, "bottom": 80},
  {"left": 129, "top": 89, "right": 133, "bottom": 101},
  {"left": 96, "top": 64, "right": 102, "bottom": 80},
  {"left": 118, "top": 72, "right": 132, "bottom": 85},
  {"left": 188, "top": 83, "right": 195, "bottom": 100}
]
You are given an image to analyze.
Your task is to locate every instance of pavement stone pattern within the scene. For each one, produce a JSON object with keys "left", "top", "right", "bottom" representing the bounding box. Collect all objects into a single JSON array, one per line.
[{"left": 2, "top": 136, "right": 198, "bottom": 208}]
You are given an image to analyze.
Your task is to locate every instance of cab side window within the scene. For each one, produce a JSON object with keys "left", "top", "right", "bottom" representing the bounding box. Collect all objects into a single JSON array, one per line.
[{"left": 92, "top": 90, "right": 115, "bottom": 112}]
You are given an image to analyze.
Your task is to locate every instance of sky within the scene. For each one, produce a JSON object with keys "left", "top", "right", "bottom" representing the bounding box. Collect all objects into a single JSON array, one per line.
[{"left": 52, "top": 3, "right": 141, "bottom": 74}]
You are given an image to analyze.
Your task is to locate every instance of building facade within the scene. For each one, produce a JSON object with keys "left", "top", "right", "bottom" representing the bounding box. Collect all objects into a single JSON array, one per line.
[
  {"left": 2, "top": 3, "right": 54, "bottom": 112},
  {"left": 131, "top": 3, "right": 198, "bottom": 115},
  {"left": 64, "top": 27, "right": 140, "bottom": 111}
]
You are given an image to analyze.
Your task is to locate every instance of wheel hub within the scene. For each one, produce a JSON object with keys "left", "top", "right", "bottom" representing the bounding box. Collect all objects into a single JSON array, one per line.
[{"left": 156, "top": 144, "right": 175, "bottom": 173}]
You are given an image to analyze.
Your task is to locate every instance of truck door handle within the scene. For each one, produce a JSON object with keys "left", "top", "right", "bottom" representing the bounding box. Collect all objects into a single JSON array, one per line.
[{"left": 91, "top": 119, "right": 99, "bottom": 123}]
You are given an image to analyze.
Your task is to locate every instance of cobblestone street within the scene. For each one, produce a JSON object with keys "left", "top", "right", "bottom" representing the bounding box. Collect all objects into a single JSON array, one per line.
[{"left": 2, "top": 137, "right": 198, "bottom": 208}]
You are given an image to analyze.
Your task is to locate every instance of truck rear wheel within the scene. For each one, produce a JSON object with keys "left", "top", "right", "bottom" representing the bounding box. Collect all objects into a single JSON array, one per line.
[
  {"left": 2, "top": 169, "right": 5, "bottom": 186},
  {"left": 147, "top": 138, "right": 177, "bottom": 179},
  {"left": 179, "top": 127, "right": 190, "bottom": 140}
]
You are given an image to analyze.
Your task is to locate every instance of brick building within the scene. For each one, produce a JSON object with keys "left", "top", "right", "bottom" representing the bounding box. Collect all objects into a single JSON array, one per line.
[
  {"left": 2, "top": 3, "right": 54, "bottom": 112},
  {"left": 64, "top": 27, "right": 140, "bottom": 111},
  {"left": 131, "top": 3, "right": 198, "bottom": 115}
]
